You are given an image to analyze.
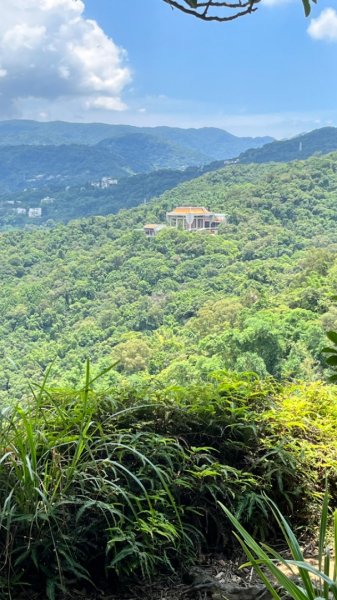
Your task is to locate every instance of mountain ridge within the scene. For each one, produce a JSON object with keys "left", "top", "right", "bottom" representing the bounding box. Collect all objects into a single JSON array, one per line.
[
  {"left": 0, "top": 122, "right": 273, "bottom": 193},
  {"left": 238, "top": 126, "right": 337, "bottom": 164},
  {"left": 0, "top": 120, "right": 273, "bottom": 155}
]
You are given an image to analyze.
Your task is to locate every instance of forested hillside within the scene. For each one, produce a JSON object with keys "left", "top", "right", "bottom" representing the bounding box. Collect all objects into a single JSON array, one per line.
[
  {"left": 4, "top": 123, "right": 337, "bottom": 231},
  {"left": 3, "top": 149, "right": 337, "bottom": 598},
  {"left": 238, "top": 126, "right": 337, "bottom": 164},
  {"left": 0, "top": 122, "right": 273, "bottom": 193},
  {"left": 1, "top": 152, "right": 337, "bottom": 401},
  {"left": 2, "top": 1, "right": 336, "bottom": 596},
  {"left": 0, "top": 137, "right": 202, "bottom": 192},
  {"left": 0, "top": 160, "right": 225, "bottom": 228}
]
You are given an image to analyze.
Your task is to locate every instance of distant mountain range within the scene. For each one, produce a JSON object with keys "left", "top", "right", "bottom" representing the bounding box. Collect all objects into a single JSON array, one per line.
[
  {"left": 0, "top": 121, "right": 273, "bottom": 192},
  {"left": 238, "top": 126, "right": 337, "bottom": 164},
  {"left": 3, "top": 120, "right": 337, "bottom": 228},
  {"left": 0, "top": 120, "right": 273, "bottom": 157}
]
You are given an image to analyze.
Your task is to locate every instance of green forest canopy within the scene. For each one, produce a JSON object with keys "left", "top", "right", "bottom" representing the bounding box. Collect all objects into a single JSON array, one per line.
[
  {"left": 1, "top": 151, "right": 337, "bottom": 400},
  {"left": 2, "top": 140, "right": 337, "bottom": 599}
]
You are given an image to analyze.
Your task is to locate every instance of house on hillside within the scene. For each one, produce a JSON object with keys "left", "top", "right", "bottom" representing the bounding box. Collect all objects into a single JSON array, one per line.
[
  {"left": 166, "top": 206, "right": 226, "bottom": 233},
  {"left": 28, "top": 207, "right": 42, "bottom": 218},
  {"left": 143, "top": 223, "right": 167, "bottom": 237},
  {"left": 144, "top": 206, "right": 227, "bottom": 237}
]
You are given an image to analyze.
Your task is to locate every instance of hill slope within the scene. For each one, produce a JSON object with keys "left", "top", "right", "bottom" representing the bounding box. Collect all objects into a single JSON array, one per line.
[
  {"left": 0, "top": 160, "right": 226, "bottom": 228},
  {"left": 0, "top": 136, "right": 206, "bottom": 192},
  {"left": 1, "top": 152, "right": 337, "bottom": 399},
  {"left": 238, "top": 126, "right": 337, "bottom": 164},
  {"left": 0, "top": 125, "right": 273, "bottom": 193}
]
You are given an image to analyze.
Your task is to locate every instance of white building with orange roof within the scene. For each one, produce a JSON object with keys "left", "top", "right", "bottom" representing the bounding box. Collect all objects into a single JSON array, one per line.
[
  {"left": 143, "top": 223, "right": 167, "bottom": 237},
  {"left": 166, "top": 206, "right": 226, "bottom": 233}
]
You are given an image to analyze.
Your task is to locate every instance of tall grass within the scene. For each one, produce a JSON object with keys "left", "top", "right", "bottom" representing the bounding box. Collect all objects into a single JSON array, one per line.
[
  {"left": 221, "top": 490, "right": 337, "bottom": 600},
  {"left": 0, "top": 365, "right": 333, "bottom": 598},
  {"left": 0, "top": 362, "right": 199, "bottom": 598},
  {"left": 0, "top": 364, "right": 266, "bottom": 598}
]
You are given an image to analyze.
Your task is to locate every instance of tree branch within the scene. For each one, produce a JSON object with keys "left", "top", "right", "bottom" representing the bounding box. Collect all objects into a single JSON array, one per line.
[
  {"left": 163, "top": 0, "right": 260, "bottom": 21},
  {"left": 163, "top": 0, "right": 315, "bottom": 20}
]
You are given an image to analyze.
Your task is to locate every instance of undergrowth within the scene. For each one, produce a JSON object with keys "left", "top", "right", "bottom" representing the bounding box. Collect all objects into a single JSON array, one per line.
[{"left": 0, "top": 363, "right": 336, "bottom": 598}]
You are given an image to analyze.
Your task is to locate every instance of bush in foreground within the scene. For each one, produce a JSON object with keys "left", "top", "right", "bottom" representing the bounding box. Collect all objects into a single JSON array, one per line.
[{"left": 0, "top": 364, "right": 336, "bottom": 598}]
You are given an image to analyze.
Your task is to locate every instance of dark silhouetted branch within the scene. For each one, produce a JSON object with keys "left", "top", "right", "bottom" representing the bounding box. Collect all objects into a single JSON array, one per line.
[{"left": 163, "top": 0, "right": 261, "bottom": 22}]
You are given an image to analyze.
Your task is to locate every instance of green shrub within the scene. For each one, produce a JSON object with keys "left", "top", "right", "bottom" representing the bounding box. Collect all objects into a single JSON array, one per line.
[{"left": 1, "top": 363, "right": 337, "bottom": 597}]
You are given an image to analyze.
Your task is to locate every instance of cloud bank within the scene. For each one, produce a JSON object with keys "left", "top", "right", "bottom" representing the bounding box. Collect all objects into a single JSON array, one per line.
[
  {"left": 0, "top": 0, "right": 131, "bottom": 118},
  {"left": 308, "top": 8, "right": 337, "bottom": 41}
]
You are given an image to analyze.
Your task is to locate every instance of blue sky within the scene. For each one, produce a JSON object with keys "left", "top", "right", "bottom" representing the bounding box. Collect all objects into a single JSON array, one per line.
[
  {"left": 84, "top": 0, "right": 337, "bottom": 137},
  {"left": 0, "top": 0, "right": 337, "bottom": 138}
]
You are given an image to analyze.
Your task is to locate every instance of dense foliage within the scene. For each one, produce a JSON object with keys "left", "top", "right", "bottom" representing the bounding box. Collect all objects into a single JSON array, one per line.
[
  {"left": 1, "top": 366, "right": 337, "bottom": 598},
  {"left": 222, "top": 489, "right": 337, "bottom": 600},
  {"left": 1, "top": 147, "right": 337, "bottom": 596},
  {"left": 2, "top": 153, "right": 337, "bottom": 399}
]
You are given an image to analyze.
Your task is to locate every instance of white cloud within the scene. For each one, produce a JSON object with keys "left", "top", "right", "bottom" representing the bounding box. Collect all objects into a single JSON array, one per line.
[
  {"left": 87, "top": 96, "right": 127, "bottom": 111},
  {"left": 308, "top": 8, "right": 337, "bottom": 41},
  {"left": 0, "top": 0, "right": 131, "bottom": 118}
]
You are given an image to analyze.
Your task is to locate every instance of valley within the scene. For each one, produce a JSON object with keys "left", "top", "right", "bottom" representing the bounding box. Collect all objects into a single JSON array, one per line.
[
  {"left": 1, "top": 151, "right": 337, "bottom": 400},
  {"left": 1, "top": 121, "right": 337, "bottom": 598}
]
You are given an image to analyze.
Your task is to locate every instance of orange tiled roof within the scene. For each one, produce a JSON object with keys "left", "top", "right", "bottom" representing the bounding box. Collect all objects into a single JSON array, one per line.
[
  {"left": 144, "top": 224, "right": 161, "bottom": 229},
  {"left": 168, "top": 206, "right": 210, "bottom": 215}
]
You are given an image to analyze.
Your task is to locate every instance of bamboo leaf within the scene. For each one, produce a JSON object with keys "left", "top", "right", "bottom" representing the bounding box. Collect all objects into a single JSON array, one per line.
[{"left": 326, "top": 331, "right": 337, "bottom": 345}]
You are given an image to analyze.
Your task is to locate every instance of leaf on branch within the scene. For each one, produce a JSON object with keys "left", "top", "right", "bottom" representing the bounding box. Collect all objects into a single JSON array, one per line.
[
  {"left": 327, "top": 331, "right": 337, "bottom": 345},
  {"left": 321, "top": 347, "right": 337, "bottom": 354},
  {"left": 301, "top": 0, "right": 316, "bottom": 17},
  {"left": 329, "top": 374, "right": 337, "bottom": 383},
  {"left": 185, "top": 0, "right": 198, "bottom": 6},
  {"left": 326, "top": 355, "right": 337, "bottom": 366}
]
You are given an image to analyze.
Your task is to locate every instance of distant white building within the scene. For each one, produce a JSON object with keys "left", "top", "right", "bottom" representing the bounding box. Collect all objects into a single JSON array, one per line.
[
  {"left": 15, "top": 208, "right": 27, "bottom": 215},
  {"left": 91, "top": 177, "right": 118, "bottom": 189},
  {"left": 101, "top": 177, "right": 118, "bottom": 188},
  {"left": 28, "top": 207, "right": 42, "bottom": 218},
  {"left": 40, "top": 196, "right": 55, "bottom": 205}
]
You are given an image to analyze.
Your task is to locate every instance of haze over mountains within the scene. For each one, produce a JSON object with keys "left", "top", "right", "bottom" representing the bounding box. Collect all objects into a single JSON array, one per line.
[
  {"left": 3, "top": 120, "right": 337, "bottom": 230},
  {"left": 0, "top": 120, "right": 272, "bottom": 152},
  {"left": 0, "top": 121, "right": 273, "bottom": 198},
  {"left": 0, "top": 121, "right": 272, "bottom": 192}
]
